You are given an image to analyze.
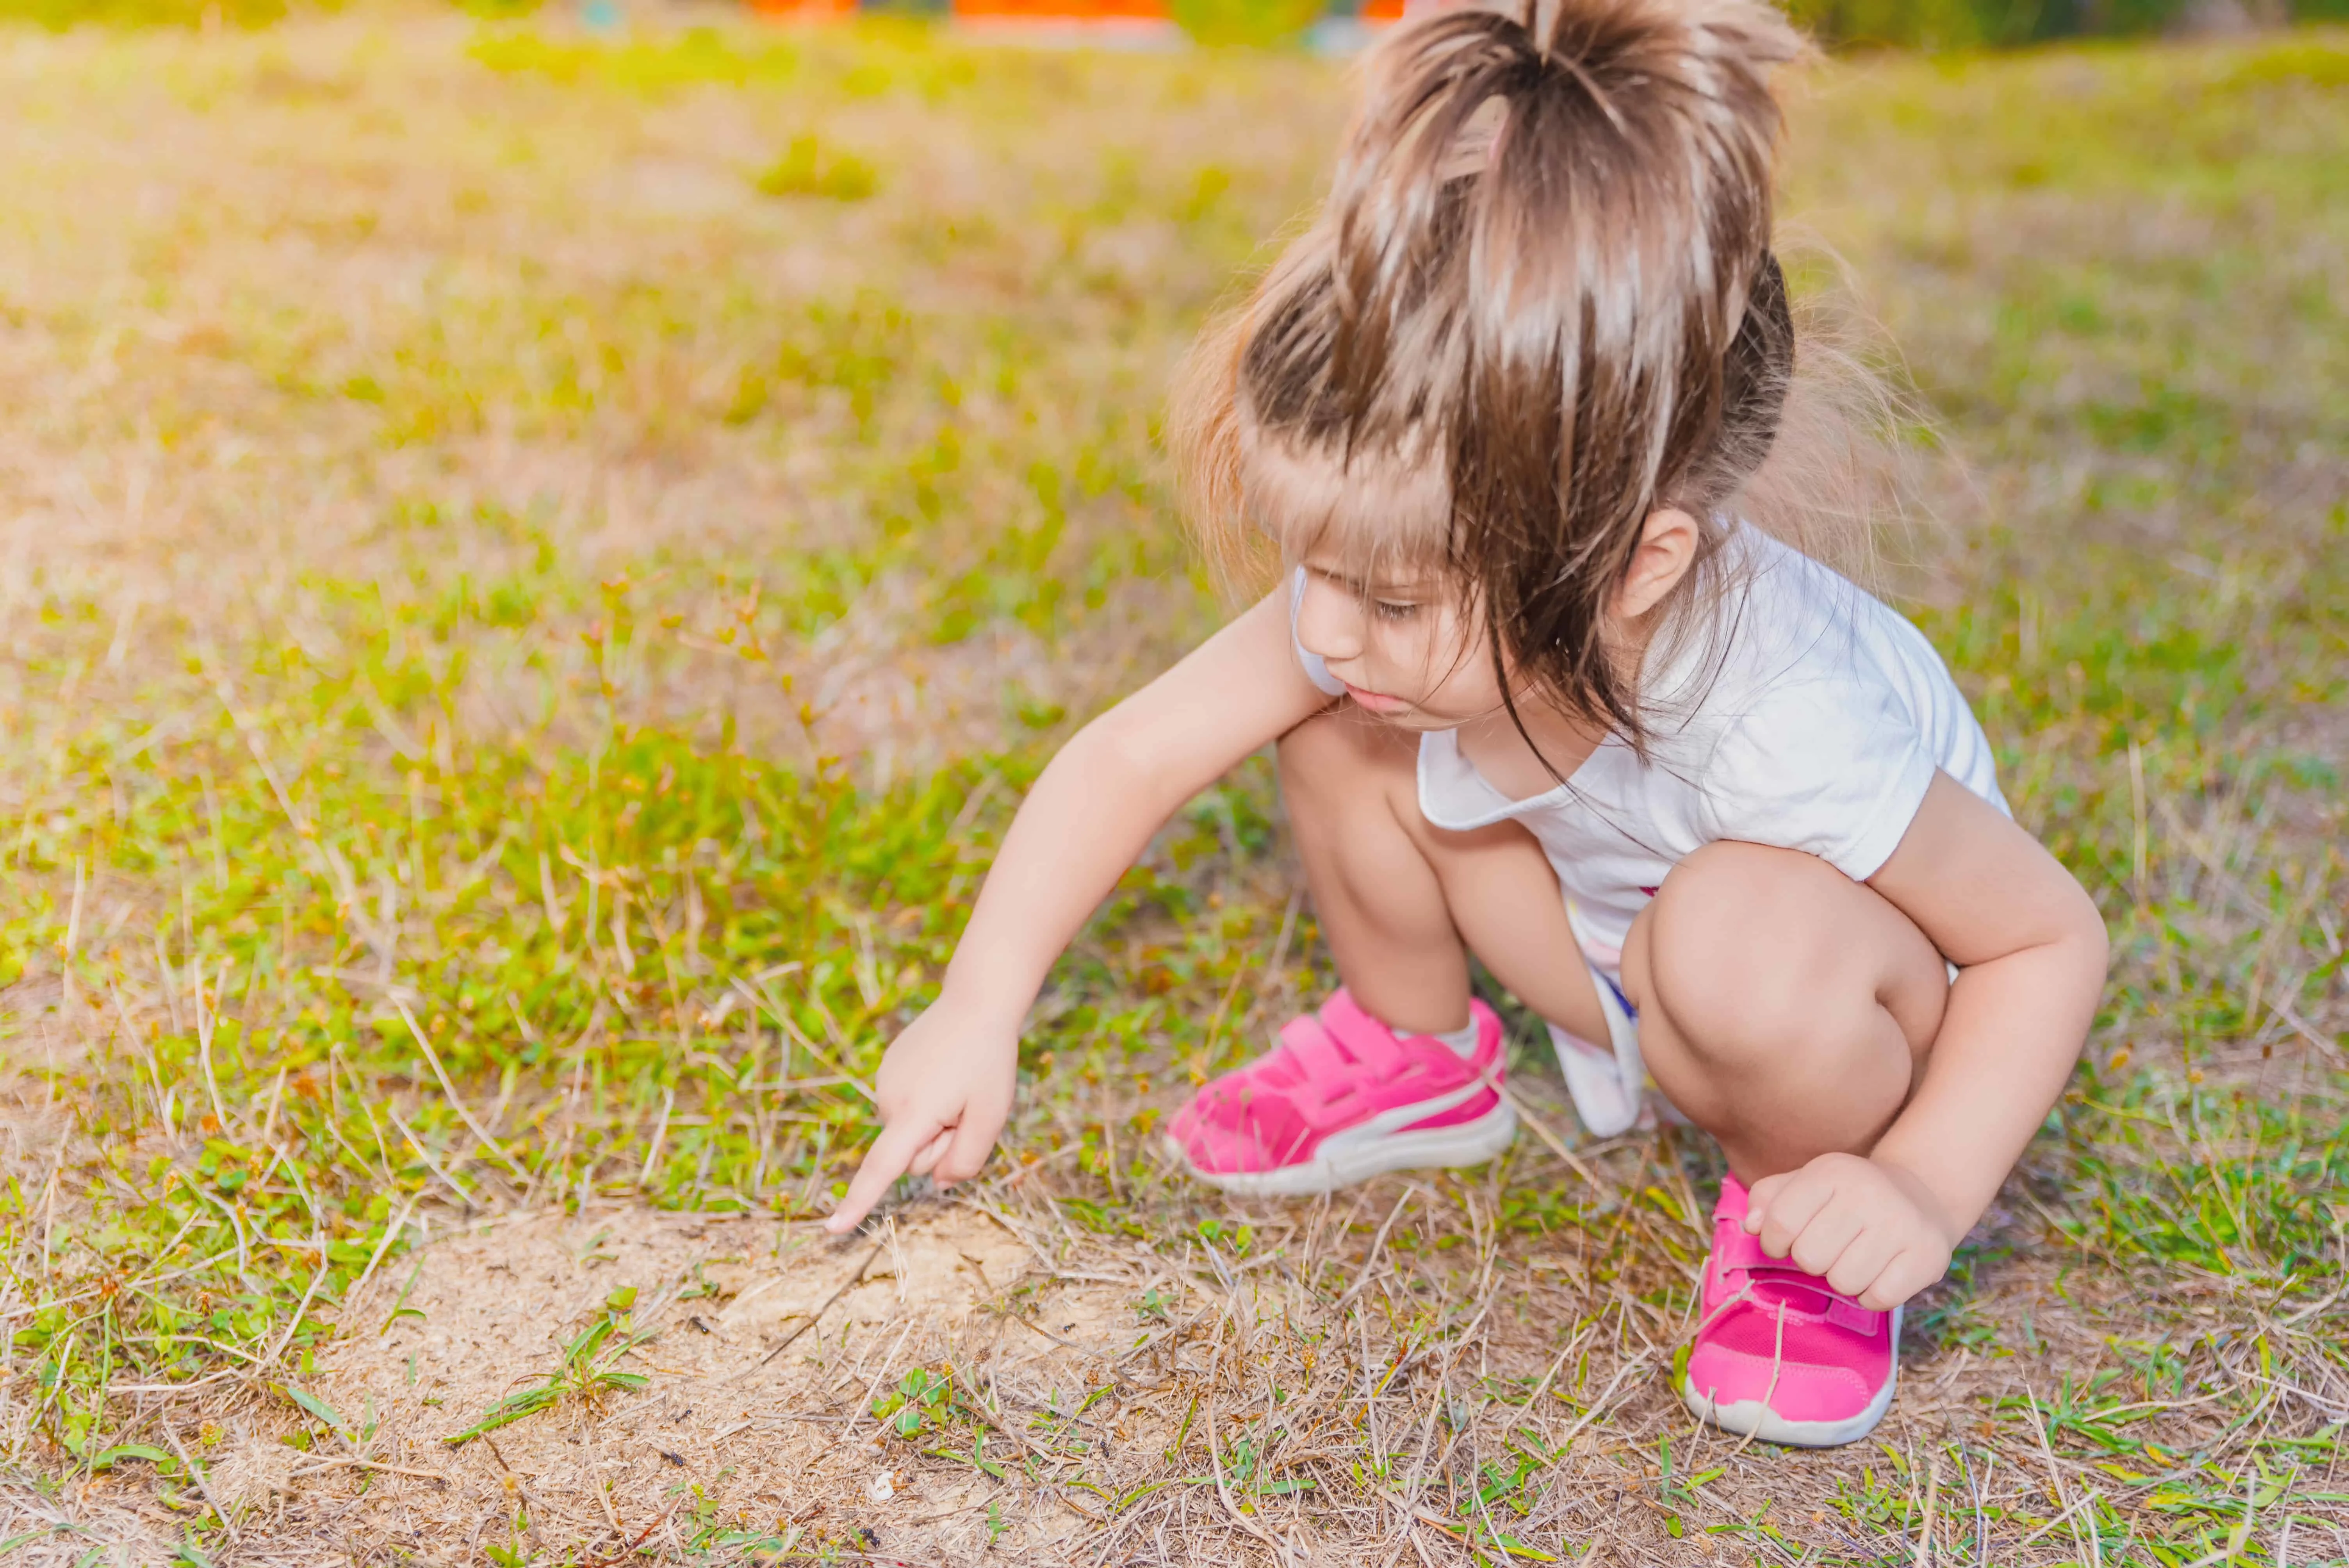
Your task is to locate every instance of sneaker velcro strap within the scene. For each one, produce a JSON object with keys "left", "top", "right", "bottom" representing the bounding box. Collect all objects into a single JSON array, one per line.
[
  {"left": 1317, "top": 989, "right": 1411, "bottom": 1072},
  {"left": 1825, "top": 1297, "right": 1881, "bottom": 1335},
  {"left": 1274, "top": 1014, "right": 1359, "bottom": 1085}
]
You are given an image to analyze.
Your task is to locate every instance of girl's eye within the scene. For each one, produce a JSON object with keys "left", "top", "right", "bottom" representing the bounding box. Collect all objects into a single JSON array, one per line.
[{"left": 1372, "top": 600, "right": 1419, "bottom": 622}]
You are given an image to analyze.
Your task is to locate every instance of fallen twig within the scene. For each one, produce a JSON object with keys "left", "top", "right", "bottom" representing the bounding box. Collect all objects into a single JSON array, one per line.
[
  {"left": 725, "top": 1240, "right": 884, "bottom": 1383},
  {"left": 289, "top": 1455, "right": 451, "bottom": 1483},
  {"left": 158, "top": 1411, "right": 240, "bottom": 1545}
]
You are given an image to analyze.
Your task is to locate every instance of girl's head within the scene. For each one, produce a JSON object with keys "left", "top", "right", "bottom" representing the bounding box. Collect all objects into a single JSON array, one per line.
[{"left": 1177, "top": 0, "right": 1807, "bottom": 741}]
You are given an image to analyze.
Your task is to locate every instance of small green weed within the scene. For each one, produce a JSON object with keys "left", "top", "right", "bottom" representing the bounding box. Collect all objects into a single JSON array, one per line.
[
  {"left": 444, "top": 1287, "right": 651, "bottom": 1444},
  {"left": 868, "top": 1365, "right": 952, "bottom": 1440},
  {"left": 755, "top": 134, "right": 880, "bottom": 203}
]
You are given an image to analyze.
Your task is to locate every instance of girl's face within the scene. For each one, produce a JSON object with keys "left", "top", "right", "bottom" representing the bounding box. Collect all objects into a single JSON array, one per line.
[
  {"left": 1288, "top": 507, "right": 1702, "bottom": 733},
  {"left": 1292, "top": 554, "right": 1509, "bottom": 729},
  {"left": 1262, "top": 426, "right": 1702, "bottom": 732}
]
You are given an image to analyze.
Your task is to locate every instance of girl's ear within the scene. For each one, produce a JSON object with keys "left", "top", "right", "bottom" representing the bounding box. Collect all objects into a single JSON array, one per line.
[{"left": 1614, "top": 508, "right": 1701, "bottom": 622}]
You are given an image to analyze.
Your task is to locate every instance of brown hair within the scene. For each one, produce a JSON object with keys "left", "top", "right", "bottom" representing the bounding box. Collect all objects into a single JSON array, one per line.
[{"left": 1173, "top": 0, "right": 1816, "bottom": 751}]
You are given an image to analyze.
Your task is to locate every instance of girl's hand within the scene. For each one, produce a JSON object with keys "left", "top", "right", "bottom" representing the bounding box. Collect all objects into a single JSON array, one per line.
[
  {"left": 820, "top": 589, "right": 1330, "bottom": 1236},
  {"left": 824, "top": 1000, "right": 1020, "bottom": 1235},
  {"left": 1743, "top": 1152, "right": 1959, "bottom": 1311}
]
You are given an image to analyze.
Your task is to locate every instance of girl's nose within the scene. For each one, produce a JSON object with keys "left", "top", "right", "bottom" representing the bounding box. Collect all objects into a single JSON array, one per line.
[{"left": 1294, "top": 574, "right": 1364, "bottom": 665}]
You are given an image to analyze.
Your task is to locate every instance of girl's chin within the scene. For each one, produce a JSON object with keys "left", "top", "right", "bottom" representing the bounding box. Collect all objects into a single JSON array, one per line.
[{"left": 1351, "top": 698, "right": 1461, "bottom": 733}]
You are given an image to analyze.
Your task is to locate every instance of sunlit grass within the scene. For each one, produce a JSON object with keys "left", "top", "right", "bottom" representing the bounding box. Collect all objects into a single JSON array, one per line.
[{"left": 0, "top": 13, "right": 2340, "bottom": 1563}]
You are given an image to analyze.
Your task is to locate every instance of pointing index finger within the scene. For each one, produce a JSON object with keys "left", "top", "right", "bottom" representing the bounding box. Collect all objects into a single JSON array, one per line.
[{"left": 824, "top": 1117, "right": 941, "bottom": 1235}]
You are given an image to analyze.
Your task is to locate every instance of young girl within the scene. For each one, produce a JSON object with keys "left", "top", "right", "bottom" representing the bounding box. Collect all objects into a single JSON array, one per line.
[{"left": 825, "top": 0, "right": 2108, "bottom": 1447}]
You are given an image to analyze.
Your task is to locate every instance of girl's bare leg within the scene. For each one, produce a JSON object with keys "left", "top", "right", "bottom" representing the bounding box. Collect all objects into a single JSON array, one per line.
[
  {"left": 1282, "top": 713, "right": 1946, "bottom": 1187},
  {"left": 1277, "top": 710, "right": 1608, "bottom": 1044},
  {"left": 1623, "top": 841, "right": 1950, "bottom": 1183}
]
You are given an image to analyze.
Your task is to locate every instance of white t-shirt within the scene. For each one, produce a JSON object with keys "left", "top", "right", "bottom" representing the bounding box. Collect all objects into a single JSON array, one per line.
[{"left": 1292, "top": 525, "right": 2006, "bottom": 973}]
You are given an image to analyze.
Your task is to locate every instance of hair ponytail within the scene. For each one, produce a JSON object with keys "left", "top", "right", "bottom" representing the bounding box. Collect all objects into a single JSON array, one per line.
[{"left": 1187, "top": 0, "right": 1813, "bottom": 752}]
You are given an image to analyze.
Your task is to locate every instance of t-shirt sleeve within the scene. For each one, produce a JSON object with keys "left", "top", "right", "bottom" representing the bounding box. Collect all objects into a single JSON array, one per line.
[
  {"left": 1696, "top": 675, "right": 1940, "bottom": 882},
  {"left": 1289, "top": 568, "right": 1348, "bottom": 698}
]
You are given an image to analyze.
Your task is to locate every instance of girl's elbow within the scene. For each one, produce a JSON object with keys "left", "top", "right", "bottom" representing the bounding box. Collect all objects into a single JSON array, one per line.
[
  {"left": 2001, "top": 867, "right": 2107, "bottom": 978},
  {"left": 2063, "top": 875, "right": 2112, "bottom": 978}
]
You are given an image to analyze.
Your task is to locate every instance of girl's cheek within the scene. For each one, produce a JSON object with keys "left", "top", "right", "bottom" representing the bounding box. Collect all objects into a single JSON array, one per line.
[{"left": 1417, "top": 662, "right": 1479, "bottom": 717}]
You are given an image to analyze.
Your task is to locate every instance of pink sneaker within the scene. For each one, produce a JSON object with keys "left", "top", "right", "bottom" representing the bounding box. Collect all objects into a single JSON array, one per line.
[
  {"left": 1679, "top": 1175, "right": 1902, "bottom": 1447},
  {"left": 1166, "top": 990, "right": 1516, "bottom": 1198}
]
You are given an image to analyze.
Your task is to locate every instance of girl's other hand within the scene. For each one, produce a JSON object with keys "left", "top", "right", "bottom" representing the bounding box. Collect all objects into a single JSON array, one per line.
[
  {"left": 823, "top": 1000, "right": 1020, "bottom": 1235},
  {"left": 1742, "top": 1152, "right": 1960, "bottom": 1311}
]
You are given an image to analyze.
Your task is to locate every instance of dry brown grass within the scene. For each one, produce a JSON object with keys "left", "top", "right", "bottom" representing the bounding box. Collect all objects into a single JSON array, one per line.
[{"left": 0, "top": 12, "right": 2343, "bottom": 1567}]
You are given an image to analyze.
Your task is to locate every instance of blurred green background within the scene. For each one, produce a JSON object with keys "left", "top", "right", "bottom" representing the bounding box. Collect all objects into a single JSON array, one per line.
[
  {"left": 1788, "top": 0, "right": 2349, "bottom": 48},
  {"left": 12, "top": 0, "right": 2349, "bottom": 44}
]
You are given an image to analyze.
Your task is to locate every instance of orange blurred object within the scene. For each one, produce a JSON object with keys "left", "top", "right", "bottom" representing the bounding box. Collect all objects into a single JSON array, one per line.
[{"left": 952, "top": 0, "right": 1170, "bottom": 16}]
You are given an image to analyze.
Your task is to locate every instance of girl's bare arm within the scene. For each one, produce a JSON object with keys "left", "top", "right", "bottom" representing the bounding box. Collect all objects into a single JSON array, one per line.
[
  {"left": 1746, "top": 773, "right": 2109, "bottom": 1304},
  {"left": 1863, "top": 773, "right": 2110, "bottom": 1228},
  {"left": 826, "top": 588, "right": 1330, "bottom": 1231}
]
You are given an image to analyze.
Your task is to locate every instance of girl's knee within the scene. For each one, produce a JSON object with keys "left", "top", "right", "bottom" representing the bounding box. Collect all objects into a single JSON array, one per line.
[{"left": 1634, "top": 843, "right": 1889, "bottom": 1067}]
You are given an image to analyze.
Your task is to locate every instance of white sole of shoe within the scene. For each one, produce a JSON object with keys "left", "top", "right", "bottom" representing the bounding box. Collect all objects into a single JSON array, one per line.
[
  {"left": 1169, "top": 1098, "right": 1518, "bottom": 1199},
  {"left": 1677, "top": 1305, "right": 1903, "bottom": 1449}
]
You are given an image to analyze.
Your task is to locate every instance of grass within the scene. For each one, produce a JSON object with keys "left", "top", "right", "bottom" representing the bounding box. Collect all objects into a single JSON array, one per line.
[
  {"left": 0, "top": 10, "right": 2340, "bottom": 1565},
  {"left": 440, "top": 1286, "right": 651, "bottom": 1447}
]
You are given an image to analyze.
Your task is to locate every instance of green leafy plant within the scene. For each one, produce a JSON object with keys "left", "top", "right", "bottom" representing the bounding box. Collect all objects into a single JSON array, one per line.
[
  {"left": 483, "top": 1509, "right": 531, "bottom": 1568},
  {"left": 444, "top": 1288, "right": 651, "bottom": 1445},
  {"left": 868, "top": 1365, "right": 952, "bottom": 1439},
  {"left": 283, "top": 1385, "right": 357, "bottom": 1444},
  {"left": 90, "top": 1443, "right": 175, "bottom": 1474}
]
